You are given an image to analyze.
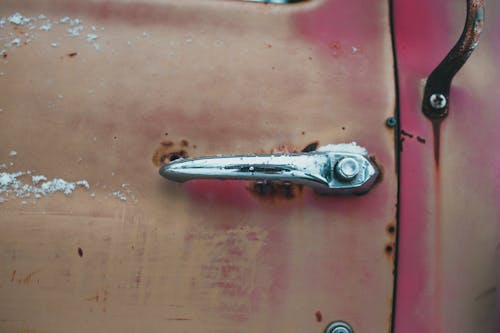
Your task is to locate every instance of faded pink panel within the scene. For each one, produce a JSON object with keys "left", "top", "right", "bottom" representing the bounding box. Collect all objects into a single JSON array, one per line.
[{"left": 394, "top": 0, "right": 499, "bottom": 332}]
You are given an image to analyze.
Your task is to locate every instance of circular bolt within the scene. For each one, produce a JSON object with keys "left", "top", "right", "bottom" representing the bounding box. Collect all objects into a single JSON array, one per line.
[
  {"left": 325, "top": 321, "right": 353, "bottom": 333},
  {"left": 334, "top": 158, "right": 360, "bottom": 182},
  {"left": 386, "top": 117, "right": 397, "bottom": 128},
  {"left": 429, "top": 93, "right": 447, "bottom": 110}
]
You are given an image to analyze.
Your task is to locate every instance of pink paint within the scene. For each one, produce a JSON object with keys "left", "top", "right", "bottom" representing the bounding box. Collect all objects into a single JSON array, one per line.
[
  {"left": 183, "top": 180, "right": 258, "bottom": 211},
  {"left": 392, "top": 1, "right": 452, "bottom": 332},
  {"left": 293, "top": 0, "right": 382, "bottom": 55},
  {"left": 394, "top": 1, "right": 500, "bottom": 332}
]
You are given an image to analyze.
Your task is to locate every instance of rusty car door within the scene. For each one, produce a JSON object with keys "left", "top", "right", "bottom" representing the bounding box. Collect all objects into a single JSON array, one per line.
[{"left": 0, "top": 1, "right": 397, "bottom": 332}]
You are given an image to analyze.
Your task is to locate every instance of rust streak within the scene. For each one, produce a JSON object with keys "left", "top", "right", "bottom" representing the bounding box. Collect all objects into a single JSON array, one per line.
[
  {"left": 84, "top": 294, "right": 99, "bottom": 302},
  {"left": 20, "top": 270, "right": 41, "bottom": 285},
  {"left": 432, "top": 120, "right": 442, "bottom": 166}
]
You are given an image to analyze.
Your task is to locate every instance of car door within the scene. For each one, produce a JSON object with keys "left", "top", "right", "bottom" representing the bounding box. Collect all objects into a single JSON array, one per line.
[{"left": 0, "top": 1, "right": 397, "bottom": 332}]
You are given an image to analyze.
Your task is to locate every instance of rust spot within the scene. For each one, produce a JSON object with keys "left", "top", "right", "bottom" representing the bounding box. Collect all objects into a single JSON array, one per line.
[
  {"left": 164, "top": 151, "right": 187, "bottom": 163},
  {"left": 67, "top": 52, "right": 78, "bottom": 57},
  {"left": 152, "top": 140, "right": 191, "bottom": 167},
  {"left": 247, "top": 181, "right": 303, "bottom": 200},
  {"left": 135, "top": 272, "right": 141, "bottom": 288},
  {"left": 387, "top": 224, "right": 396, "bottom": 235},
  {"left": 417, "top": 136, "right": 426, "bottom": 144},
  {"left": 341, "top": 126, "right": 346, "bottom": 130},
  {"left": 385, "top": 244, "right": 394, "bottom": 254},
  {"left": 20, "top": 270, "right": 41, "bottom": 285},
  {"left": 2, "top": 53, "right": 7, "bottom": 59},
  {"left": 164, "top": 132, "right": 169, "bottom": 136},
  {"left": 301, "top": 131, "right": 306, "bottom": 135},
  {"left": 84, "top": 293, "right": 99, "bottom": 302},
  {"left": 315, "top": 310, "right": 323, "bottom": 322},
  {"left": 161, "top": 140, "right": 174, "bottom": 147},
  {"left": 369, "top": 155, "right": 384, "bottom": 188},
  {"left": 329, "top": 40, "right": 341, "bottom": 50},
  {"left": 301, "top": 141, "right": 319, "bottom": 152},
  {"left": 78, "top": 247, "right": 83, "bottom": 257}
]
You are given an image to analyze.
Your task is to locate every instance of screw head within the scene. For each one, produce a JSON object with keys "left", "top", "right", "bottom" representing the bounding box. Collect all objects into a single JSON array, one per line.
[
  {"left": 429, "top": 93, "right": 447, "bottom": 110},
  {"left": 386, "top": 117, "right": 397, "bottom": 128},
  {"left": 334, "top": 158, "right": 360, "bottom": 182},
  {"left": 325, "top": 321, "right": 353, "bottom": 333}
]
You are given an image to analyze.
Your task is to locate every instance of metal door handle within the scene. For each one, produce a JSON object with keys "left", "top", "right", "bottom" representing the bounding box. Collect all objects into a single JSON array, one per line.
[{"left": 159, "top": 144, "right": 379, "bottom": 195}]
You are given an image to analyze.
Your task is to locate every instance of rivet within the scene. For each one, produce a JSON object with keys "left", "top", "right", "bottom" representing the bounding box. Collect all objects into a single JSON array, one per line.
[{"left": 429, "top": 93, "right": 447, "bottom": 110}]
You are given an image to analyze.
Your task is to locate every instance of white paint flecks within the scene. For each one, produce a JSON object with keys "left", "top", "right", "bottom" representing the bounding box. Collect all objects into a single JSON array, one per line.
[
  {"left": 0, "top": 12, "right": 105, "bottom": 51},
  {"left": 0, "top": 170, "right": 90, "bottom": 203},
  {"left": 112, "top": 191, "right": 127, "bottom": 201},
  {"left": 316, "top": 142, "right": 368, "bottom": 155}
]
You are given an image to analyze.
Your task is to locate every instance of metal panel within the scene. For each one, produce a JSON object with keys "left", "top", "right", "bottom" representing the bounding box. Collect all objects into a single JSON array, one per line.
[
  {"left": 0, "top": 1, "right": 397, "bottom": 332},
  {"left": 393, "top": 0, "right": 498, "bottom": 332}
]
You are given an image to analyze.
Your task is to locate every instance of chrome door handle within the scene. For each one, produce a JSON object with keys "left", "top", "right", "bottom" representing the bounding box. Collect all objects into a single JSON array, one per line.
[{"left": 159, "top": 143, "right": 379, "bottom": 195}]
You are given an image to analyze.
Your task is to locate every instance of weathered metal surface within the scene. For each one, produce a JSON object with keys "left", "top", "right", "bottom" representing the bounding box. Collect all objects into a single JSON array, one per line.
[
  {"left": 393, "top": 0, "right": 499, "bottom": 332},
  {"left": 0, "top": 0, "right": 396, "bottom": 332}
]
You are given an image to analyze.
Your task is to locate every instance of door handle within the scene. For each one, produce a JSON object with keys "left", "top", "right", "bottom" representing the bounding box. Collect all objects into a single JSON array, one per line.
[{"left": 159, "top": 144, "right": 379, "bottom": 195}]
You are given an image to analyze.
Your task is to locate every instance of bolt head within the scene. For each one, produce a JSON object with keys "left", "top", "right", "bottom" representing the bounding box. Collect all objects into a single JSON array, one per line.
[
  {"left": 429, "top": 93, "right": 447, "bottom": 110},
  {"left": 334, "top": 157, "right": 360, "bottom": 182},
  {"left": 332, "top": 327, "right": 350, "bottom": 333},
  {"left": 325, "top": 321, "right": 353, "bottom": 333},
  {"left": 386, "top": 117, "right": 397, "bottom": 128}
]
